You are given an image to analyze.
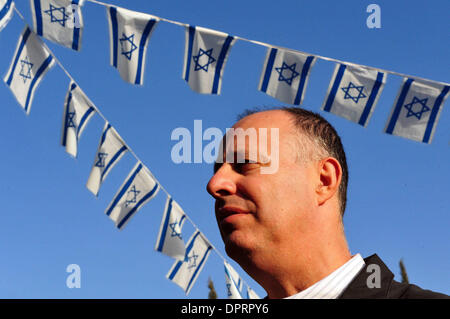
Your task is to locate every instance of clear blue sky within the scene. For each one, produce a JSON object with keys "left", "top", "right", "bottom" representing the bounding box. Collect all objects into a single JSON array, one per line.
[{"left": 0, "top": 0, "right": 448, "bottom": 298}]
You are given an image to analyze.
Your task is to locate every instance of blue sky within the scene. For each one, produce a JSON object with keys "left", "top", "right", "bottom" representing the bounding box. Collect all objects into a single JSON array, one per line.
[{"left": 0, "top": 0, "right": 448, "bottom": 298}]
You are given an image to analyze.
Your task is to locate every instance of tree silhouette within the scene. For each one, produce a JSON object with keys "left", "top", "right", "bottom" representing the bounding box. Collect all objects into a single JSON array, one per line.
[
  {"left": 399, "top": 259, "right": 409, "bottom": 284},
  {"left": 208, "top": 277, "right": 218, "bottom": 299}
]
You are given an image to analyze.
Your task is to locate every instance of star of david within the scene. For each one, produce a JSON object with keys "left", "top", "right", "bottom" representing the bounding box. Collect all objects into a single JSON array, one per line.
[
  {"left": 19, "top": 56, "right": 33, "bottom": 83},
  {"left": 119, "top": 33, "right": 138, "bottom": 61},
  {"left": 192, "top": 48, "right": 216, "bottom": 72},
  {"left": 274, "top": 62, "right": 300, "bottom": 86},
  {"left": 226, "top": 283, "right": 232, "bottom": 296},
  {"left": 66, "top": 112, "right": 76, "bottom": 128},
  {"left": 187, "top": 251, "right": 199, "bottom": 269},
  {"left": 44, "top": 4, "right": 69, "bottom": 27},
  {"left": 340, "top": 82, "right": 367, "bottom": 103},
  {"left": 169, "top": 219, "right": 182, "bottom": 239},
  {"left": 125, "top": 185, "right": 140, "bottom": 207},
  {"left": 95, "top": 152, "right": 108, "bottom": 168},
  {"left": 403, "top": 96, "right": 430, "bottom": 120}
]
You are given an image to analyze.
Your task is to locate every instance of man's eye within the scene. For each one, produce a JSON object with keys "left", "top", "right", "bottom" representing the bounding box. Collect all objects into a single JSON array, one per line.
[{"left": 234, "top": 161, "right": 259, "bottom": 173}]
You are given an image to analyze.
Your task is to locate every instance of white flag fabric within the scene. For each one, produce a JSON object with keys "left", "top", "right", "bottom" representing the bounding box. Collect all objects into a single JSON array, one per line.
[
  {"left": 224, "top": 261, "right": 243, "bottom": 299},
  {"left": 183, "top": 25, "right": 235, "bottom": 94},
  {"left": 30, "top": 0, "right": 84, "bottom": 51},
  {"left": 61, "top": 81, "right": 96, "bottom": 157},
  {"left": 259, "top": 47, "right": 316, "bottom": 105},
  {"left": 322, "top": 63, "right": 386, "bottom": 127},
  {"left": 105, "top": 162, "right": 159, "bottom": 230},
  {"left": 107, "top": 5, "right": 159, "bottom": 85},
  {"left": 0, "top": 0, "right": 14, "bottom": 32},
  {"left": 155, "top": 196, "right": 187, "bottom": 260},
  {"left": 384, "top": 78, "right": 449, "bottom": 143},
  {"left": 167, "top": 230, "right": 212, "bottom": 295},
  {"left": 247, "top": 286, "right": 261, "bottom": 299},
  {"left": 86, "top": 123, "right": 128, "bottom": 196},
  {"left": 4, "top": 26, "right": 55, "bottom": 115}
]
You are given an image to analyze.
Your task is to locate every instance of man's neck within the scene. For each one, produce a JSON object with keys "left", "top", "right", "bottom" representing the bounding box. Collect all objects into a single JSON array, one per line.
[{"left": 241, "top": 236, "right": 352, "bottom": 299}]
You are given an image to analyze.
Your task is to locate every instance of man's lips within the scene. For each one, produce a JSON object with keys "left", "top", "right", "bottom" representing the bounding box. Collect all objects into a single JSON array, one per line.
[{"left": 217, "top": 206, "right": 251, "bottom": 223}]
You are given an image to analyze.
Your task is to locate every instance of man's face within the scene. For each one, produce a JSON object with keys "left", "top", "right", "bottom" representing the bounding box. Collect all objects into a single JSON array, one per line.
[{"left": 206, "top": 110, "right": 320, "bottom": 262}]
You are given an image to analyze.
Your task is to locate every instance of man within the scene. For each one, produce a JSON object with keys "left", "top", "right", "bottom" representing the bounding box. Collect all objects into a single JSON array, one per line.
[{"left": 206, "top": 106, "right": 448, "bottom": 299}]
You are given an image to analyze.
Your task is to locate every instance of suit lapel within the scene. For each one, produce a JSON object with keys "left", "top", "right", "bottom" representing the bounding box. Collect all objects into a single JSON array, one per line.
[{"left": 339, "top": 254, "right": 394, "bottom": 299}]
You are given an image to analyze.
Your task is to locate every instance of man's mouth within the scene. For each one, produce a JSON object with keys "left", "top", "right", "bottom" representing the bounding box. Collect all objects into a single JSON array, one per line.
[{"left": 217, "top": 206, "right": 250, "bottom": 224}]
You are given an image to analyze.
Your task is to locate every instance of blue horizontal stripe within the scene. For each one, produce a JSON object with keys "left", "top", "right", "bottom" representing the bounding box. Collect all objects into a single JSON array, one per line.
[
  {"left": 184, "top": 231, "right": 201, "bottom": 260},
  {"left": 386, "top": 78, "right": 414, "bottom": 134},
  {"left": 100, "top": 124, "right": 112, "bottom": 146},
  {"left": 186, "top": 246, "right": 212, "bottom": 293},
  {"left": 184, "top": 26, "right": 195, "bottom": 82},
  {"left": 359, "top": 71, "right": 384, "bottom": 126},
  {"left": 72, "top": 0, "right": 82, "bottom": 50},
  {"left": 105, "top": 163, "right": 143, "bottom": 216},
  {"left": 135, "top": 19, "right": 157, "bottom": 85},
  {"left": 294, "top": 55, "right": 315, "bottom": 105},
  {"left": 168, "top": 260, "right": 183, "bottom": 281},
  {"left": 109, "top": 6, "right": 118, "bottom": 68},
  {"left": 423, "top": 85, "right": 450, "bottom": 143},
  {"left": 6, "top": 27, "right": 32, "bottom": 86},
  {"left": 168, "top": 230, "right": 199, "bottom": 281},
  {"left": 101, "top": 145, "right": 127, "bottom": 181},
  {"left": 118, "top": 182, "right": 159, "bottom": 229},
  {"left": 33, "top": 0, "right": 43, "bottom": 36},
  {"left": 72, "top": 27, "right": 81, "bottom": 51},
  {"left": 323, "top": 64, "right": 346, "bottom": 112},
  {"left": 77, "top": 106, "right": 95, "bottom": 138},
  {"left": 61, "top": 92, "right": 73, "bottom": 147},
  {"left": 156, "top": 198, "right": 173, "bottom": 252},
  {"left": 260, "top": 48, "right": 277, "bottom": 93},
  {"left": 212, "top": 35, "right": 234, "bottom": 94},
  {"left": 25, "top": 55, "right": 54, "bottom": 114},
  {"left": 0, "top": 0, "right": 12, "bottom": 20}
]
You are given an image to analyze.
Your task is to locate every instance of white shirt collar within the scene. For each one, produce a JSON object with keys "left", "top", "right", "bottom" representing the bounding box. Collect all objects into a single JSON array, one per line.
[{"left": 284, "top": 253, "right": 365, "bottom": 299}]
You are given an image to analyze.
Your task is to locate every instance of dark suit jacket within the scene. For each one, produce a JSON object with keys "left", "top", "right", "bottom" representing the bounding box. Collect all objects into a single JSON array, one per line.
[{"left": 339, "top": 254, "right": 449, "bottom": 299}]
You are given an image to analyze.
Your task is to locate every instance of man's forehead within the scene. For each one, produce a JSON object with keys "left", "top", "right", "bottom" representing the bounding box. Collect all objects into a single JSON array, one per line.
[{"left": 232, "top": 109, "right": 293, "bottom": 129}]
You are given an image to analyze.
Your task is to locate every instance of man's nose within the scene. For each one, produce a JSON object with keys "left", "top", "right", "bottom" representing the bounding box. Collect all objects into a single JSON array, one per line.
[{"left": 206, "top": 164, "right": 237, "bottom": 199}]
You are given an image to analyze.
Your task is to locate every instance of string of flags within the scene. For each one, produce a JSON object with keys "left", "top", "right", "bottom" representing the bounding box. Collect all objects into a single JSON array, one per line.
[
  {"left": 1, "top": 0, "right": 259, "bottom": 298},
  {"left": 0, "top": 0, "right": 448, "bottom": 297}
]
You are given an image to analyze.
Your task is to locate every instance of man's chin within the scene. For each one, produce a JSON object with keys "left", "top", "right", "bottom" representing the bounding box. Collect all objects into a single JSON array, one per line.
[{"left": 222, "top": 231, "right": 254, "bottom": 259}]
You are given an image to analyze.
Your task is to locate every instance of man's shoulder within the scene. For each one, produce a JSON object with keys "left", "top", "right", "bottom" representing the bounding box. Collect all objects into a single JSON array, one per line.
[
  {"left": 339, "top": 253, "right": 449, "bottom": 299},
  {"left": 388, "top": 280, "right": 449, "bottom": 299}
]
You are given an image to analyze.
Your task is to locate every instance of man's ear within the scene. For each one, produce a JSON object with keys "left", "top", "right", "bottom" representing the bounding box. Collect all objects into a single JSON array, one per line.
[{"left": 316, "top": 157, "right": 342, "bottom": 206}]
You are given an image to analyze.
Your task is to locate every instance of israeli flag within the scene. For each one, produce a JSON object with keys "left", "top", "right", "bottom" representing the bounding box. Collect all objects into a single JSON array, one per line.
[
  {"left": 183, "top": 25, "right": 235, "bottom": 94},
  {"left": 86, "top": 123, "right": 128, "bottom": 196},
  {"left": 167, "top": 230, "right": 212, "bottom": 295},
  {"left": 155, "top": 196, "right": 187, "bottom": 260},
  {"left": 61, "top": 81, "right": 96, "bottom": 157},
  {"left": 224, "top": 261, "right": 243, "bottom": 299},
  {"left": 0, "top": 0, "right": 14, "bottom": 32},
  {"left": 105, "top": 162, "right": 160, "bottom": 230},
  {"left": 246, "top": 286, "right": 260, "bottom": 299},
  {"left": 385, "top": 78, "right": 449, "bottom": 143},
  {"left": 107, "top": 5, "right": 159, "bottom": 85},
  {"left": 322, "top": 63, "right": 386, "bottom": 127},
  {"left": 4, "top": 26, "right": 55, "bottom": 115},
  {"left": 30, "top": 0, "right": 84, "bottom": 51},
  {"left": 259, "top": 47, "right": 316, "bottom": 105}
]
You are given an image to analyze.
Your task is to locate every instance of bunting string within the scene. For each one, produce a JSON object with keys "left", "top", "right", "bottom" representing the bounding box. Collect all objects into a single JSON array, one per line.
[
  {"left": 2, "top": 0, "right": 448, "bottom": 297},
  {"left": 8, "top": 1, "right": 256, "bottom": 298},
  {"left": 86, "top": 0, "right": 449, "bottom": 87}
]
